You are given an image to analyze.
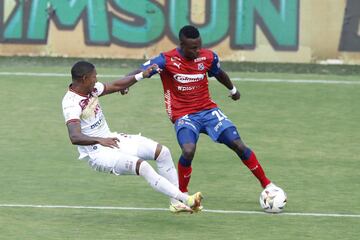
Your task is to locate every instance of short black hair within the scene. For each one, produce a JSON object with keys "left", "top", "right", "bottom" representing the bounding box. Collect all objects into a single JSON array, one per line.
[
  {"left": 179, "top": 25, "right": 200, "bottom": 40},
  {"left": 71, "top": 61, "right": 95, "bottom": 80}
]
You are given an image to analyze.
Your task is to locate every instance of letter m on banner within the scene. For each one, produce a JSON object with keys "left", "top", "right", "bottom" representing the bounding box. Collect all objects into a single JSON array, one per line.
[{"left": 2, "top": 0, "right": 109, "bottom": 45}]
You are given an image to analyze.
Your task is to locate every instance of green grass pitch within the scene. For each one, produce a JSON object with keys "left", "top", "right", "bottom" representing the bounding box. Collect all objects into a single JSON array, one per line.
[{"left": 0, "top": 61, "right": 359, "bottom": 239}]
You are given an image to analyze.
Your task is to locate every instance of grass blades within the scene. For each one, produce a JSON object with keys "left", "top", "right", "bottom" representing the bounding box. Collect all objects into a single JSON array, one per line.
[{"left": 0, "top": 62, "right": 359, "bottom": 239}]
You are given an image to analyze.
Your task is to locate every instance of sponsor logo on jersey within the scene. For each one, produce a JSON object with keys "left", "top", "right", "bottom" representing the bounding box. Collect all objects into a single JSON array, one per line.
[
  {"left": 177, "top": 86, "right": 197, "bottom": 91},
  {"left": 173, "top": 73, "right": 205, "bottom": 83},
  {"left": 164, "top": 90, "right": 172, "bottom": 119},
  {"left": 194, "top": 57, "right": 206, "bottom": 62},
  {"left": 198, "top": 63, "right": 204, "bottom": 70},
  {"left": 90, "top": 117, "right": 103, "bottom": 129},
  {"left": 177, "top": 119, "right": 185, "bottom": 126},
  {"left": 173, "top": 62, "right": 181, "bottom": 69}
]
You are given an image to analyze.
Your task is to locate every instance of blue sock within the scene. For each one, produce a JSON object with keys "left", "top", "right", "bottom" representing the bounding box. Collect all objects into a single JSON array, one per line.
[{"left": 179, "top": 155, "right": 192, "bottom": 167}]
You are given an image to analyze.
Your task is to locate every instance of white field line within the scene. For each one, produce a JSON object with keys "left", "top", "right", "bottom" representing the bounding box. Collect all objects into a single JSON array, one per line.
[
  {"left": 0, "top": 71, "right": 359, "bottom": 85},
  {"left": 0, "top": 204, "right": 359, "bottom": 218}
]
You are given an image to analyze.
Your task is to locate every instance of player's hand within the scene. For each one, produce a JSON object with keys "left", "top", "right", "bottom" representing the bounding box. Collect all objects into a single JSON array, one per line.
[
  {"left": 143, "top": 64, "right": 162, "bottom": 78},
  {"left": 119, "top": 88, "right": 129, "bottom": 95},
  {"left": 98, "top": 137, "right": 120, "bottom": 148},
  {"left": 229, "top": 90, "right": 241, "bottom": 101}
]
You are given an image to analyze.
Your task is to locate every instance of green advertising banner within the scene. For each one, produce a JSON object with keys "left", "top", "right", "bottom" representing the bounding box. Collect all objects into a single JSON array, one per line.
[{"left": 0, "top": 0, "right": 359, "bottom": 63}]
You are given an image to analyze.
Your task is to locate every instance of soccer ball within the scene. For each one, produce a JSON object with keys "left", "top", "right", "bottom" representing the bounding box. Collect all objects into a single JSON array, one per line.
[{"left": 259, "top": 186, "right": 287, "bottom": 213}]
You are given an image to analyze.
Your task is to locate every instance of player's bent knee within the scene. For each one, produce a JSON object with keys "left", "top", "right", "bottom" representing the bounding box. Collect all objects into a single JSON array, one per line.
[
  {"left": 138, "top": 160, "right": 151, "bottom": 172},
  {"left": 154, "top": 144, "right": 169, "bottom": 160},
  {"left": 232, "top": 139, "right": 246, "bottom": 151},
  {"left": 156, "top": 145, "right": 171, "bottom": 161},
  {"left": 181, "top": 143, "right": 196, "bottom": 160},
  {"left": 161, "top": 145, "right": 170, "bottom": 155}
]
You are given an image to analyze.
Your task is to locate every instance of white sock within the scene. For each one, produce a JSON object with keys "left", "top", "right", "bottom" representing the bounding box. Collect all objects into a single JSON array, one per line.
[
  {"left": 139, "top": 161, "right": 188, "bottom": 203},
  {"left": 155, "top": 146, "right": 179, "bottom": 204}
]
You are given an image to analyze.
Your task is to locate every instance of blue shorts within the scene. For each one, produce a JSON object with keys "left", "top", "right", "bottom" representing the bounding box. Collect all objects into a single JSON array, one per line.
[{"left": 174, "top": 108, "right": 238, "bottom": 143}]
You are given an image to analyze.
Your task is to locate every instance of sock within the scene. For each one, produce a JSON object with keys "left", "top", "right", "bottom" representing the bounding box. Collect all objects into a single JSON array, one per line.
[
  {"left": 178, "top": 156, "right": 192, "bottom": 193},
  {"left": 241, "top": 148, "right": 271, "bottom": 188},
  {"left": 139, "top": 161, "right": 188, "bottom": 202},
  {"left": 155, "top": 146, "right": 179, "bottom": 204}
]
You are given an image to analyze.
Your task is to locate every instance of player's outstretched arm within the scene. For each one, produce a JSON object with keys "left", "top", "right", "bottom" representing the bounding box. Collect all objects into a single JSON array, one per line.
[
  {"left": 101, "top": 64, "right": 159, "bottom": 96},
  {"left": 214, "top": 69, "right": 240, "bottom": 101},
  {"left": 117, "top": 68, "right": 143, "bottom": 95},
  {"left": 66, "top": 121, "right": 119, "bottom": 148}
]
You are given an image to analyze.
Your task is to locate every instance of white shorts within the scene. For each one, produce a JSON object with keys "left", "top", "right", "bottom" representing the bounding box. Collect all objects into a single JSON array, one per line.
[{"left": 87, "top": 133, "right": 158, "bottom": 175}]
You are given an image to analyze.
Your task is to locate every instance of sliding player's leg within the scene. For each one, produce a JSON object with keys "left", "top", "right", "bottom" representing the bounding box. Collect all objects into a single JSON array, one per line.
[
  {"left": 113, "top": 134, "right": 202, "bottom": 213},
  {"left": 88, "top": 147, "right": 202, "bottom": 212}
]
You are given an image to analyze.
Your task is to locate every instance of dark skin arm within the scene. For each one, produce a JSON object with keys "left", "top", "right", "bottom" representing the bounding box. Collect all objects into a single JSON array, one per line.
[
  {"left": 101, "top": 64, "right": 158, "bottom": 96},
  {"left": 67, "top": 121, "right": 120, "bottom": 148},
  {"left": 214, "top": 69, "right": 241, "bottom": 100},
  {"left": 118, "top": 69, "right": 143, "bottom": 95}
]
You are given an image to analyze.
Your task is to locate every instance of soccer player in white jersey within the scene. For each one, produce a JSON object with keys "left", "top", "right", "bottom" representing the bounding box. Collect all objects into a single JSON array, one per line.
[{"left": 62, "top": 61, "right": 203, "bottom": 213}]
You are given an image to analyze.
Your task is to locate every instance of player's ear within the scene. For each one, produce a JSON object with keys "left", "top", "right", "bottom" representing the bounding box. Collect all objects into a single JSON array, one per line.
[
  {"left": 81, "top": 74, "right": 87, "bottom": 83},
  {"left": 179, "top": 37, "right": 184, "bottom": 48}
]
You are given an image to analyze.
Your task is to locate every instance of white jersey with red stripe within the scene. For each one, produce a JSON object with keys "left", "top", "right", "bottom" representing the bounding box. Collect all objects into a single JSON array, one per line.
[{"left": 62, "top": 82, "right": 111, "bottom": 159}]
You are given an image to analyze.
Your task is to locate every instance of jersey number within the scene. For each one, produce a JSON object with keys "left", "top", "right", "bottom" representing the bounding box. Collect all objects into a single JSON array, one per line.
[{"left": 212, "top": 109, "right": 227, "bottom": 121}]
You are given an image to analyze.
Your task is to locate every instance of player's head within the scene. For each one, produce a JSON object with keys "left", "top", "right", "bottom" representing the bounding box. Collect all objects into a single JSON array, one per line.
[
  {"left": 178, "top": 25, "right": 202, "bottom": 60},
  {"left": 71, "top": 61, "right": 97, "bottom": 92}
]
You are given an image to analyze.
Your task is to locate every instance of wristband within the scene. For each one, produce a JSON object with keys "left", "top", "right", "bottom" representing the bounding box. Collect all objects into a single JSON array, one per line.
[
  {"left": 135, "top": 72, "right": 144, "bottom": 81},
  {"left": 229, "top": 86, "right": 237, "bottom": 95}
]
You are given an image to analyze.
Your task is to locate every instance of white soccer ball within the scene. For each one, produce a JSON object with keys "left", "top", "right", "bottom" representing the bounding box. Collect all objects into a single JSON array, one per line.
[{"left": 259, "top": 186, "right": 287, "bottom": 213}]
